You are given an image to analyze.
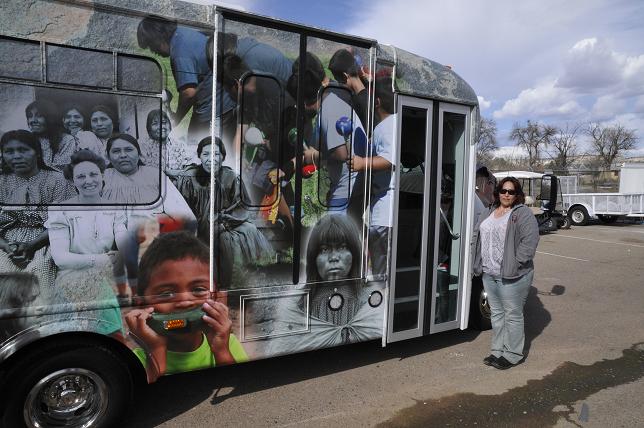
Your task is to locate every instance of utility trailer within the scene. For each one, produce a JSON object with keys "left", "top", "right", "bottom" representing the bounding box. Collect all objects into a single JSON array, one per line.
[{"left": 562, "top": 163, "right": 644, "bottom": 226}]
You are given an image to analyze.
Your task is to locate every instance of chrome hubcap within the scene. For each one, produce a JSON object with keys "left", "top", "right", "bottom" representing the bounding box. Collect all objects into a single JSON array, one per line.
[
  {"left": 25, "top": 368, "right": 108, "bottom": 428},
  {"left": 571, "top": 210, "right": 584, "bottom": 223}
]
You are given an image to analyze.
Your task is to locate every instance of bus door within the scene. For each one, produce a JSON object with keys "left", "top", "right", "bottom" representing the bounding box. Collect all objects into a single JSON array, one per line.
[
  {"left": 428, "top": 103, "right": 470, "bottom": 334},
  {"left": 386, "top": 99, "right": 470, "bottom": 342},
  {"left": 386, "top": 96, "right": 434, "bottom": 342}
]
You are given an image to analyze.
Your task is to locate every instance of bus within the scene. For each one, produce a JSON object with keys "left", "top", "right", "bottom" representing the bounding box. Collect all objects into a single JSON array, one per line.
[{"left": 0, "top": 1, "right": 487, "bottom": 425}]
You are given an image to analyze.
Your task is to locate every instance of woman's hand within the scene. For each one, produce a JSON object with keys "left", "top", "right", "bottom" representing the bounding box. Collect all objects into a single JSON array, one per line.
[
  {"left": 106, "top": 250, "right": 121, "bottom": 267},
  {"left": 10, "top": 241, "right": 36, "bottom": 264},
  {"left": 202, "top": 298, "right": 235, "bottom": 365}
]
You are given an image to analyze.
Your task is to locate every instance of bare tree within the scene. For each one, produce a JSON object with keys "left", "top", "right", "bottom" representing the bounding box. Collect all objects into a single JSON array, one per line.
[
  {"left": 476, "top": 117, "right": 498, "bottom": 164},
  {"left": 509, "top": 120, "right": 556, "bottom": 171},
  {"left": 548, "top": 122, "right": 580, "bottom": 174},
  {"left": 587, "top": 122, "right": 638, "bottom": 170}
]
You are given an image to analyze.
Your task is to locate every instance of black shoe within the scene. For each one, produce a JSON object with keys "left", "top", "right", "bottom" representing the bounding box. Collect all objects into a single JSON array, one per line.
[
  {"left": 491, "top": 356, "right": 515, "bottom": 370},
  {"left": 483, "top": 354, "right": 497, "bottom": 366}
]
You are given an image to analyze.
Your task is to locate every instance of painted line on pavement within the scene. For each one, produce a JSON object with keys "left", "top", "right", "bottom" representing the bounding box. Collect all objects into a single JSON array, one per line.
[
  {"left": 536, "top": 251, "right": 589, "bottom": 262},
  {"left": 587, "top": 226, "right": 644, "bottom": 235},
  {"left": 554, "top": 234, "right": 644, "bottom": 248}
]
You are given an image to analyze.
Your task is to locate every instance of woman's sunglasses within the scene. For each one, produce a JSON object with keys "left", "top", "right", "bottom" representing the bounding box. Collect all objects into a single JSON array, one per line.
[{"left": 499, "top": 189, "right": 517, "bottom": 195}]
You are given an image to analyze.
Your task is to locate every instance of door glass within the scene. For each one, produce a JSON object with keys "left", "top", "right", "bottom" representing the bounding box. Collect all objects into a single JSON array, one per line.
[
  {"left": 392, "top": 105, "right": 427, "bottom": 332},
  {"left": 435, "top": 111, "right": 466, "bottom": 324}
]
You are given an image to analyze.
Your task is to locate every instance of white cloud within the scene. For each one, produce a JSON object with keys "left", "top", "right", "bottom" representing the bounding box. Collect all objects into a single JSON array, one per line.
[
  {"left": 493, "top": 81, "right": 584, "bottom": 119},
  {"left": 635, "top": 96, "right": 644, "bottom": 113},
  {"left": 477, "top": 96, "right": 491, "bottom": 111},
  {"left": 591, "top": 95, "right": 628, "bottom": 121},
  {"left": 492, "top": 146, "right": 528, "bottom": 161},
  {"left": 558, "top": 38, "right": 623, "bottom": 91}
]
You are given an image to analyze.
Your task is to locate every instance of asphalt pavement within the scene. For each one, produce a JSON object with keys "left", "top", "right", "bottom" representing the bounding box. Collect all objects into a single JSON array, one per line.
[{"left": 124, "top": 220, "right": 644, "bottom": 428}]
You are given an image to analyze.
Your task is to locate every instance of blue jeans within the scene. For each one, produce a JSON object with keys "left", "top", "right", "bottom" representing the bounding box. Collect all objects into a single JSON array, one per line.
[{"left": 482, "top": 271, "right": 534, "bottom": 364}]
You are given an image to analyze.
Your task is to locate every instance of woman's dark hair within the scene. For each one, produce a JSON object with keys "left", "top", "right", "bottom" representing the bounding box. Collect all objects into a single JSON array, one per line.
[
  {"left": 25, "top": 100, "right": 63, "bottom": 153},
  {"left": 62, "top": 149, "right": 106, "bottom": 180},
  {"left": 106, "top": 133, "right": 144, "bottom": 168},
  {"left": 306, "top": 214, "right": 362, "bottom": 282},
  {"left": 197, "top": 136, "right": 225, "bottom": 160},
  {"left": 328, "top": 49, "right": 360, "bottom": 84},
  {"left": 89, "top": 105, "right": 119, "bottom": 135},
  {"left": 493, "top": 176, "right": 525, "bottom": 207},
  {"left": 137, "top": 17, "right": 177, "bottom": 53},
  {"left": 137, "top": 231, "right": 210, "bottom": 296},
  {"left": 145, "top": 109, "right": 171, "bottom": 137},
  {"left": 61, "top": 103, "right": 87, "bottom": 131},
  {"left": 0, "top": 129, "right": 50, "bottom": 172}
]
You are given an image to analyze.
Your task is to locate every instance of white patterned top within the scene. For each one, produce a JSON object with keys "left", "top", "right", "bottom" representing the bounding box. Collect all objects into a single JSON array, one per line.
[{"left": 479, "top": 210, "right": 511, "bottom": 277}]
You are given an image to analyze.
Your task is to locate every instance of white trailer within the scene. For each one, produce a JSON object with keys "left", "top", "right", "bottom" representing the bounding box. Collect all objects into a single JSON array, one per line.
[{"left": 562, "top": 163, "right": 644, "bottom": 225}]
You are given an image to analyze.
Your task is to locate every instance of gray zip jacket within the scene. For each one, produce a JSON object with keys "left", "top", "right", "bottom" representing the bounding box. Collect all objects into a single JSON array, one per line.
[{"left": 472, "top": 204, "right": 540, "bottom": 279}]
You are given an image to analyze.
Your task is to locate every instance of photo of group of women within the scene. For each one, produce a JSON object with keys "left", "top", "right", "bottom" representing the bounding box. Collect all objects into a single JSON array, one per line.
[{"left": 0, "top": 15, "right": 395, "bottom": 378}]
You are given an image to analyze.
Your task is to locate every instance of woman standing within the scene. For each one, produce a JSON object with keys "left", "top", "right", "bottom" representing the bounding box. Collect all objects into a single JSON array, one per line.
[
  {"left": 25, "top": 100, "right": 75, "bottom": 171},
  {"left": 473, "top": 176, "right": 539, "bottom": 370},
  {"left": 46, "top": 150, "right": 129, "bottom": 339},
  {"left": 0, "top": 130, "right": 75, "bottom": 287}
]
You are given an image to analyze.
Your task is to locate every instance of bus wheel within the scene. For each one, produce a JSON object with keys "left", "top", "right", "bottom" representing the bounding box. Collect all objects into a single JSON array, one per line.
[
  {"left": 469, "top": 276, "right": 491, "bottom": 331},
  {"left": 560, "top": 215, "right": 572, "bottom": 229},
  {"left": 3, "top": 342, "right": 132, "bottom": 428},
  {"left": 569, "top": 206, "right": 589, "bottom": 226}
]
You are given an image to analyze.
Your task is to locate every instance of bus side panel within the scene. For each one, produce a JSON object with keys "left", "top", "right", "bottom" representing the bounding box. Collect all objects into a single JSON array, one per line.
[{"left": 0, "top": 0, "right": 393, "bottom": 380}]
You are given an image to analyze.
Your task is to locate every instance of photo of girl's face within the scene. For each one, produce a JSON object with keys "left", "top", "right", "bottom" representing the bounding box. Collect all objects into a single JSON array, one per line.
[
  {"left": 316, "top": 242, "right": 353, "bottom": 281},
  {"left": 72, "top": 161, "right": 102, "bottom": 198},
  {"left": 109, "top": 139, "right": 139, "bottom": 175},
  {"left": 2, "top": 139, "right": 38, "bottom": 176},
  {"left": 91, "top": 111, "right": 114, "bottom": 139},
  {"left": 26, "top": 108, "right": 47, "bottom": 134},
  {"left": 63, "top": 109, "right": 85, "bottom": 135},
  {"left": 149, "top": 115, "right": 171, "bottom": 141},
  {"left": 200, "top": 144, "right": 212, "bottom": 173}
]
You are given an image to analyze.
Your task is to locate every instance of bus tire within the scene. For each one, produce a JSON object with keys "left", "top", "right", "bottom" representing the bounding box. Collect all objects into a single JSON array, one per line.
[
  {"left": 560, "top": 215, "right": 572, "bottom": 229},
  {"left": 2, "top": 340, "right": 132, "bottom": 428},
  {"left": 569, "top": 206, "right": 589, "bottom": 226},
  {"left": 469, "top": 276, "right": 491, "bottom": 331}
]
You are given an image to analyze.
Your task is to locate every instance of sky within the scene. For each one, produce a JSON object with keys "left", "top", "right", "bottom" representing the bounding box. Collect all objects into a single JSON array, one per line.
[{"left": 189, "top": 0, "right": 644, "bottom": 156}]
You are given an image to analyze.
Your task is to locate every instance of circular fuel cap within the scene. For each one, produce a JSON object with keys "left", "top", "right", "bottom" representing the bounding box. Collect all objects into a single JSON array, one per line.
[
  {"left": 368, "top": 290, "right": 383, "bottom": 308},
  {"left": 328, "top": 293, "right": 344, "bottom": 311}
]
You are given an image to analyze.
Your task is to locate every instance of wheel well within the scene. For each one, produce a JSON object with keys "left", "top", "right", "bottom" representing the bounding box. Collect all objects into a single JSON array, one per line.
[
  {"left": 569, "top": 204, "right": 592, "bottom": 217},
  {"left": 0, "top": 332, "right": 147, "bottom": 391}
]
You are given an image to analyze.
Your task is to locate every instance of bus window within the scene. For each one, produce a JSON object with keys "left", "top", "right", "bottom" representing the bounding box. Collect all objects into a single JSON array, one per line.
[
  {"left": 0, "top": 36, "right": 41, "bottom": 81},
  {"left": 46, "top": 44, "right": 113, "bottom": 89},
  {"left": 117, "top": 54, "right": 163, "bottom": 94},
  {"left": 435, "top": 108, "right": 467, "bottom": 325},
  {"left": 216, "top": 18, "right": 299, "bottom": 289},
  {"left": 238, "top": 73, "right": 284, "bottom": 210}
]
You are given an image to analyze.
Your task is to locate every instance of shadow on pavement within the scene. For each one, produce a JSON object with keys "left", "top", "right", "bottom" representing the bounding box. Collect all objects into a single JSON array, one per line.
[{"left": 123, "top": 327, "right": 483, "bottom": 427}]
